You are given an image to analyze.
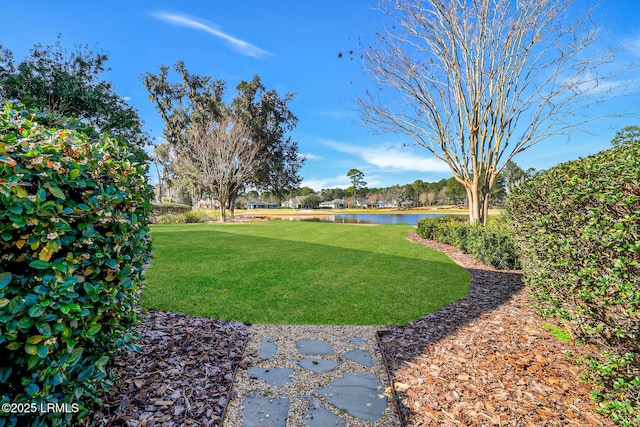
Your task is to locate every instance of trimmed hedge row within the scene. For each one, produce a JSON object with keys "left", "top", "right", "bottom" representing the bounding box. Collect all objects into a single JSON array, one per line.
[
  {"left": 156, "top": 209, "right": 218, "bottom": 224},
  {"left": 416, "top": 215, "right": 520, "bottom": 270},
  {"left": 506, "top": 142, "right": 639, "bottom": 426},
  {"left": 0, "top": 103, "right": 152, "bottom": 426},
  {"left": 149, "top": 202, "right": 192, "bottom": 224}
]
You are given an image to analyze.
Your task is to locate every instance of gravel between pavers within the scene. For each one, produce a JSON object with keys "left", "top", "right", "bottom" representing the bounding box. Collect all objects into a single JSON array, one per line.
[{"left": 223, "top": 324, "right": 401, "bottom": 427}]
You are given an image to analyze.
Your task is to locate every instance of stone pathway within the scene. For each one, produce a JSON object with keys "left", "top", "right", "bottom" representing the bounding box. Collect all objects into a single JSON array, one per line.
[{"left": 222, "top": 325, "right": 401, "bottom": 427}]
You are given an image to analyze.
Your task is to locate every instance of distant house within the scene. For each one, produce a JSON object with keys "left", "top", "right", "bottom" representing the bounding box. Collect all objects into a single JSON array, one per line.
[
  {"left": 282, "top": 196, "right": 303, "bottom": 209},
  {"left": 376, "top": 200, "right": 398, "bottom": 208},
  {"left": 247, "top": 201, "right": 279, "bottom": 209},
  {"left": 246, "top": 201, "right": 268, "bottom": 209},
  {"left": 355, "top": 199, "right": 375, "bottom": 209},
  {"left": 319, "top": 198, "right": 345, "bottom": 209}
]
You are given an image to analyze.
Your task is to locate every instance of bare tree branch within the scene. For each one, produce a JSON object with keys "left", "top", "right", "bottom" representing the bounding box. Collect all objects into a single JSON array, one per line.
[{"left": 179, "top": 118, "right": 263, "bottom": 222}]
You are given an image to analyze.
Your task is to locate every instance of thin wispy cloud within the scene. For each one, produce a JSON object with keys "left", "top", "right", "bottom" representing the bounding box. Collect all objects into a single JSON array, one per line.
[
  {"left": 323, "top": 140, "right": 450, "bottom": 173},
  {"left": 152, "top": 10, "right": 271, "bottom": 58},
  {"left": 301, "top": 152, "right": 322, "bottom": 160},
  {"left": 318, "top": 110, "right": 353, "bottom": 121}
]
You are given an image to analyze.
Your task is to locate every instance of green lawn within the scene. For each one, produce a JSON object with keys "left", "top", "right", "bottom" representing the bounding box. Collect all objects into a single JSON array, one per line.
[{"left": 142, "top": 221, "right": 470, "bottom": 325}]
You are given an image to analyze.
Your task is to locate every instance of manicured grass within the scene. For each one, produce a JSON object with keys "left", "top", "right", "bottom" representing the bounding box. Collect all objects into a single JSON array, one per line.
[{"left": 143, "top": 221, "right": 470, "bottom": 325}]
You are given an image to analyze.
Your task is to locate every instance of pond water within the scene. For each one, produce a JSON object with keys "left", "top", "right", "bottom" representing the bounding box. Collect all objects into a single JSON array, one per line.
[{"left": 278, "top": 213, "right": 443, "bottom": 226}]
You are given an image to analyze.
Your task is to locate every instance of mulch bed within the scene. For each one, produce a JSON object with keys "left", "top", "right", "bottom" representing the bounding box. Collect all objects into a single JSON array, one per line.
[
  {"left": 377, "top": 233, "right": 613, "bottom": 426},
  {"left": 85, "top": 311, "right": 248, "bottom": 427}
]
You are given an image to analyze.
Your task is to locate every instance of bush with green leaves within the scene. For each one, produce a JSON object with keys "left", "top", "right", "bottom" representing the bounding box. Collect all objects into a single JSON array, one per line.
[
  {"left": 0, "top": 102, "right": 152, "bottom": 426},
  {"left": 156, "top": 209, "right": 217, "bottom": 224},
  {"left": 149, "top": 202, "right": 192, "bottom": 223},
  {"left": 506, "top": 141, "right": 639, "bottom": 426},
  {"left": 416, "top": 215, "right": 520, "bottom": 269}
]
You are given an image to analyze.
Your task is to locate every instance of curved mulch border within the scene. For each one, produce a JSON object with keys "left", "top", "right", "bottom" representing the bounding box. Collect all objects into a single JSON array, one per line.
[{"left": 377, "top": 233, "right": 613, "bottom": 426}]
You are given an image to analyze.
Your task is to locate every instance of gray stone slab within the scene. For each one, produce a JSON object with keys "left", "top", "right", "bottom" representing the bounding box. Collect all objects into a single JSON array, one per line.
[
  {"left": 242, "top": 392, "right": 289, "bottom": 427},
  {"left": 314, "top": 373, "right": 387, "bottom": 421},
  {"left": 341, "top": 337, "right": 366, "bottom": 346},
  {"left": 304, "top": 407, "right": 345, "bottom": 426},
  {"left": 298, "top": 358, "right": 341, "bottom": 374},
  {"left": 343, "top": 349, "right": 374, "bottom": 367},
  {"left": 248, "top": 368, "right": 294, "bottom": 387},
  {"left": 259, "top": 337, "right": 277, "bottom": 359},
  {"left": 296, "top": 339, "right": 333, "bottom": 355}
]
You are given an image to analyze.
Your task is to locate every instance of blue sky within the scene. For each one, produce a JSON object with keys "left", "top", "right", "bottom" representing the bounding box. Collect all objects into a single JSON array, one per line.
[{"left": 2, "top": 1, "right": 639, "bottom": 190}]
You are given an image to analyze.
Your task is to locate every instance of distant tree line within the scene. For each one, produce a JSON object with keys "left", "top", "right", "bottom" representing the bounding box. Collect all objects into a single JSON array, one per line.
[{"left": 228, "top": 161, "right": 535, "bottom": 210}]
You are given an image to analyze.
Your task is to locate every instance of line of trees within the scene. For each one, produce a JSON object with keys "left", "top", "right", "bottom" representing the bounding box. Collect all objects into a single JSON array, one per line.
[{"left": 236, "top": 161, "right": 534, "bottom": 210}]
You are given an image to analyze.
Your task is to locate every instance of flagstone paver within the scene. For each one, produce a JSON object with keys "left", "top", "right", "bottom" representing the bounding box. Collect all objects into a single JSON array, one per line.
[
  {"left": 298, "top": 357, "right": 341, "bottom": 374},
  {"left": 223, "top": 325, "right": 400, "bottom": 427},
  {"left": 259, "top": 337, "right": 277, "bottom": 359},
  {"left": 343, "top": 348, "right": 375, "bottom": 367},
  {"left": 295, "top": 339, "right": 334, "bottom": 355}
]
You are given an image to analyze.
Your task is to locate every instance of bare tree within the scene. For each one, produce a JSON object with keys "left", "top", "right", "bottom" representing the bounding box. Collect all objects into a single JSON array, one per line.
[
  {"left": 179, "top": 118, "right": 263, "bottom": 222},
  {"left": 358, "top": 0, "right": 618, "bottom": 224}
]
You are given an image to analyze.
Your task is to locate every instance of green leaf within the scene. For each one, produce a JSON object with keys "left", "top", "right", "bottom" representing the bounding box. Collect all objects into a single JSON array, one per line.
[
  {"left": 77, "top": 365, "right": 94, "bottom": 382},
  {"left": 10, "top": 185, "right": 28, "bottom": 198},
  {"left": 33, "top": 285, "right": 48, "bottom": 295},
  {"left": 86, "top": 324, "right": 101, "bottom": 337},
  {"left": 23, "top": 294, "right": 38, "bottom": 306},
  {"left": 47, "top": 184, "right": 66, "bottom": 200},
  {"left": 36, "top": 187, "right": 47, "bottom": 202},
  {"left": 36, "top": 322, "right": 52, "bottom": 337},
  {"left": 6, "top": 341, "right": 21, "bottom": 350},
  {"left": 27, "top": 354, "right": 40, "bottom": 370},
  {"left": 0, "top": 366, "right": 11, "bottom": 383},
  {"left": 25, "top": 382, "right": 40, "bottom": 395},
  {"left": 24, "top": 343, "right": 38, "bottom": 355},
  {"left": 36, "top": 344, "right": 49, "bottom": 358},
  {"left": 29, "top": 260, "right": 50, "bottom": 270},
  {"left": 69, "top": 169, "right": 80, "bottom": 179},
  {"left": 26, "top": 335, "right": 44, "bottom": 344},
  {"left": 7, "top": 297, "right": 24, "bottom": 315},
  {"left": 17, "top": 317, "right": 34, "bottom": 329},
  {"left": 0, "top": 298, "right": 9, "bottom": 309},
  {"left": 95, "top": 355, "right": 109, "bottom": 367}
]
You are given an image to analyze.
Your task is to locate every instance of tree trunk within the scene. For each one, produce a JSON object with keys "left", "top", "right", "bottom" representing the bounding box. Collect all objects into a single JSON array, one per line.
[
  {"left": 218, "top": 198, "right": 227, "bottom": 222},
  {"left": 228, "top": 192, "right": 237, "bottom": 218},
  {"left": 467, "top": 185, "right": 483, "bottom": 225}
]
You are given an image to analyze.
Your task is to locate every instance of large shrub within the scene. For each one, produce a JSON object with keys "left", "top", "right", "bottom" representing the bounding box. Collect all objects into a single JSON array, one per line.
[
  {"left": 149, "top": 202, "right": 192, "bottom": 223},
  {"left": 506, "top": 142, "right": 639, "bottom": 426},
  {"left": 416, "top": 215, "right": 520, "bottom": 269},
  {"left": 0, "top": 102, "right": 152, "bottom": 426}
]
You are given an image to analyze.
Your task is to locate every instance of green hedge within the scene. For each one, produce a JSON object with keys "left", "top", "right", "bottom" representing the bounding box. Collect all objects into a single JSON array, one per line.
[
  {"left": 149, "top": 202, "right": 192, "bottom": 223},
  {"left": 506, "top": 142, "right": 639, "bottom": 426},
  {"left": 416, "top": 215, "right": 520, "bottom": 270},
  {"left": 0, "top": 102, "right": 152, "bottom": 426},
  {"left": 156, "top": 209, "right": 218, "bottom": 224}
]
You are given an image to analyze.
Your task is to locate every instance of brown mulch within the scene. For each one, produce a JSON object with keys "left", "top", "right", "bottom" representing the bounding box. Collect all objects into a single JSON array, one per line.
[
  {"left": 378, "top": 233, "right": 612, "bottom": 426},
  {"left": 86, "top": 311, "right": 248, "bottom": 427}
]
